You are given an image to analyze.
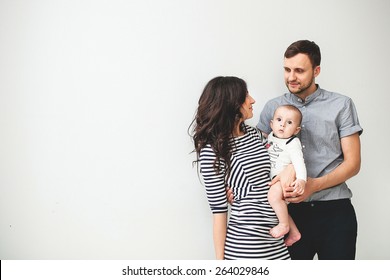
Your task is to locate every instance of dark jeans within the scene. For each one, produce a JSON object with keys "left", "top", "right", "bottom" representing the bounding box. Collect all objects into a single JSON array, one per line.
[{"left": 287, "top": 199, "right": 357, "bottom": 260}]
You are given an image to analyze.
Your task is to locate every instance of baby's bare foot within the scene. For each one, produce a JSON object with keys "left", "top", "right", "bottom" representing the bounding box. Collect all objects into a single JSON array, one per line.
[
  {"left": 270, "top": 224, "right": 289, "bottom": 238},
  {"left": 284, "top": 231, "right": 301, "bottom": 246}
]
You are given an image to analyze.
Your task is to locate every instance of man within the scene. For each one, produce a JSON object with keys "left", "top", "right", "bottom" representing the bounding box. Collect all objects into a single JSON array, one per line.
[{"left": 257, "top": 40, "right": 363, "bottom": 259}]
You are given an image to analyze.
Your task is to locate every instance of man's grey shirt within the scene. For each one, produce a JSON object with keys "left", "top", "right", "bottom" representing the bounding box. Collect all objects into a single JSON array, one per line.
[{"left": 257, "top": 86, "right": 363, "bottom": 202}]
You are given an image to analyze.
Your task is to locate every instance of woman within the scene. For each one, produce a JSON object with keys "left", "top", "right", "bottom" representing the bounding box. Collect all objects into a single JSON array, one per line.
[{"left": 190, "top": 76, "right": 290, "bottom": 259}]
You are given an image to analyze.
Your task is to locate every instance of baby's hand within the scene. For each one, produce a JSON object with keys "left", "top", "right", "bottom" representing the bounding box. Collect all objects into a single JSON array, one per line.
[{"left": 292, "top": 179, "right": 306, "bottom": 196}]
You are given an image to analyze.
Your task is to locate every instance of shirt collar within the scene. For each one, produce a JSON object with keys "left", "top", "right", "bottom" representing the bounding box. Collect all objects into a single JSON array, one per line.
[{"left": 288, "top": 84, "right": 322, "bottom": 105}]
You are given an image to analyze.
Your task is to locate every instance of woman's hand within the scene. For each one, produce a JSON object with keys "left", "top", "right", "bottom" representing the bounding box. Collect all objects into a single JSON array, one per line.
[{"left": 226, "top": 186, "right": 234, "bottom": 205}]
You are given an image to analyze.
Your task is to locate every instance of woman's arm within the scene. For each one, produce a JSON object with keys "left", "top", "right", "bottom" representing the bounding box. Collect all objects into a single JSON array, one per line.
[
  {"left": 200, "top": 146, "right": 228, "bottom": 259},
  {"left": 213, "top": 213, "right": 227, "bottom": 260}
]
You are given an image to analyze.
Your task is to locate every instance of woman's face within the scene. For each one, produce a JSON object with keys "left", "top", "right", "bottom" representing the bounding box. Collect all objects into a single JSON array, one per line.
[{"left": 240, "top": 93, "right": 255, "bottom": 121}]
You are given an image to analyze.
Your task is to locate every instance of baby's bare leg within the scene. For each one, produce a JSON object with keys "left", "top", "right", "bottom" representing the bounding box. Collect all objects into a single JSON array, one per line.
[{"left": 268, "top": 182, "right": 289, "bottom": 238}]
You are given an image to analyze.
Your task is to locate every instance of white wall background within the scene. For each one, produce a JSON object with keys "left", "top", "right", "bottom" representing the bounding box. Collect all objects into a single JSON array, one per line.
[{"left": 0, "top": 0, "right": 389, "bottom": 260}]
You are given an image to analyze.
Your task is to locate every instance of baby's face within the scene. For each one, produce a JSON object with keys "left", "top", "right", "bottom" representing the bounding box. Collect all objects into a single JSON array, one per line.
[{"left": 270, "top": 107, "right": 301, "bottom": 139}]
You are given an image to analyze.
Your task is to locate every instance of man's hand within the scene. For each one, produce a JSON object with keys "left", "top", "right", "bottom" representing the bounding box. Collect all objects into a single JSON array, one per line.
[
  {"left": 291, "top": 179, "right": 306, "bottom": 196},
  {"left": 285, "top": 177, "right": 317, "bottom": 203}
]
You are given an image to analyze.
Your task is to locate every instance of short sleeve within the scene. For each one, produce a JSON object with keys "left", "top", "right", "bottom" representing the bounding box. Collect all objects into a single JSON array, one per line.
[{"left": 338, "top": 98, "right": 363, "bottom": 138}]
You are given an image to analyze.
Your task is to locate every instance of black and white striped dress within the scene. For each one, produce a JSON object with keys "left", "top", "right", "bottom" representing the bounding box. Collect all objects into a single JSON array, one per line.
[{"left": 200, "top": 125, "right": 290, "bottom": 260}]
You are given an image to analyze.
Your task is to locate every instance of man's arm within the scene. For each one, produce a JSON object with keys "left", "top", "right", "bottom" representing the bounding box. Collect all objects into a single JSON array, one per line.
[{"left": 286, "top": 133, "right": 361, "bottom": 203}]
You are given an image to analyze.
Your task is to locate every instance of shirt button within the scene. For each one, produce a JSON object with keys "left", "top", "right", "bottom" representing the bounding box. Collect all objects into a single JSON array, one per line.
[
  {"left": 302, "top": 124, "right": 305, "bottom": 128},
  {"left": 302, "top": 145, "right": 305, "bottom": 148},
  {"left": 311, "top": 203, "right": 315, "bottom": 207}
]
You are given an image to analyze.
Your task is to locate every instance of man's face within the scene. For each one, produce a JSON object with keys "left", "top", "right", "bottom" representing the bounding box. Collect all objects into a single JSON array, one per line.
[{"left": 284, "top": 53, "right": 320, "bottom": 99}]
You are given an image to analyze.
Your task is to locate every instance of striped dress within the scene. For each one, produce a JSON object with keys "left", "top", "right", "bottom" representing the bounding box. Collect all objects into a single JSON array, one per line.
[{"left": 200, "top": 125, "right": 290, "bottom": 260}]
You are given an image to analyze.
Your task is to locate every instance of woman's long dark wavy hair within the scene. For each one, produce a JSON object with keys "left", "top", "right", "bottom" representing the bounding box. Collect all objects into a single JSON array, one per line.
[{"left": 189, "top": 76, "right": 248, "bottom": 176}]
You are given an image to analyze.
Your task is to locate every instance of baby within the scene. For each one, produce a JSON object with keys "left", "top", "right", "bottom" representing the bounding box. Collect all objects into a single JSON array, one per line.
[{"left": 266, "top": 104, "right": 306, "bottom": 246}]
